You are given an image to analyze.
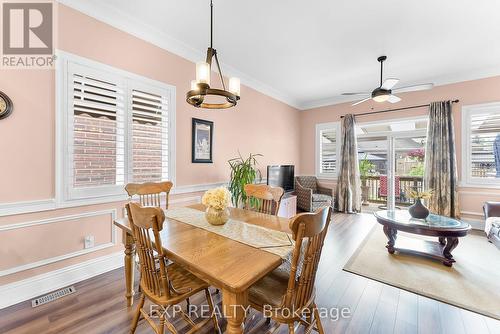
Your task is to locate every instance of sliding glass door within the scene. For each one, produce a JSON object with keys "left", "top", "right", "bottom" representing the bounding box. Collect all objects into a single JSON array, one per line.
[{"left": 357, "top": 118, "right": 428, "bottom": 211}]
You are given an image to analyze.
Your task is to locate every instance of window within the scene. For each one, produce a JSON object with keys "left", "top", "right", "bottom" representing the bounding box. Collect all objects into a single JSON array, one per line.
[
  {"left": 462, "top": 103, "right": 500, "bottom": 187},
  {"left": 315, "top": 122, "right": 340, "bottom": 178},
  {"left": 57, "top": 52, "right": 175, "bottom": 204}
]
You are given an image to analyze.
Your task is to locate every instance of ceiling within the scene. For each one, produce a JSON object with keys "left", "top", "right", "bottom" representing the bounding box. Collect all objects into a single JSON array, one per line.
[{"left": 60, "top": 0, "right": 500, "bottom": 110}]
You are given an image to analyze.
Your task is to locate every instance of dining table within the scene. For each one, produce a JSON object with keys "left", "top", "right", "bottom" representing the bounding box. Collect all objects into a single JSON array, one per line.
[{"left": 113, "top": 203, "right": 292, "bottom": 334}]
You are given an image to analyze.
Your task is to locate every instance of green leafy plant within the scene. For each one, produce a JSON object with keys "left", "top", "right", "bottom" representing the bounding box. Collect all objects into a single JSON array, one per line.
[
  {"left": 359, "top": 154, "right": 375, "bottom": 178},
  {"left": 228, "top": 153, "right": 262, "bottom": 208},
  {"left": 409, "top": 162, "right": 425, "bottom": 177}
]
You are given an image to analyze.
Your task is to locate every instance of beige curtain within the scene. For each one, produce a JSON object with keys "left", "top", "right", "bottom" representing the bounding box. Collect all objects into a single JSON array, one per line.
[
  {"left": 424, "top": 101, "right": 460, "bottom": 218},
  {"left": 335, "top": 114, "right": 361, "bottom": 213}
]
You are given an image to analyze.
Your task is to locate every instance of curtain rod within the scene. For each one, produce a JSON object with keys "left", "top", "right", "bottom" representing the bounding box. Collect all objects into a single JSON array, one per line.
[{"left": 340, "top": 99, "right": 460, "bottom": 118}]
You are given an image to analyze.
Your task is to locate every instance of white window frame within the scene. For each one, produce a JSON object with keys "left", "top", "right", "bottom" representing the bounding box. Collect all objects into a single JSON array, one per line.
[
  {"left": 56, "top": 50, "right": 176, "bottom": 207},
  {"left": 461, "top": 102, "right": 500, "bottom": 188},
  {"left": 315, "top": 122, "right": 341, "bottom": 179}
]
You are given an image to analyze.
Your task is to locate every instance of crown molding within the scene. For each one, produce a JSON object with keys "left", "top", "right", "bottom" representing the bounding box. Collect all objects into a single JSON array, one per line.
[
  {"left": 297, "top": 65, "right": 500, "bottom": 111},
  {"left": 57, "top": 0, "right": 500, "bottom": 111},
  {"left": 57, "top": 0, "right": 302, "bottom": 109}
]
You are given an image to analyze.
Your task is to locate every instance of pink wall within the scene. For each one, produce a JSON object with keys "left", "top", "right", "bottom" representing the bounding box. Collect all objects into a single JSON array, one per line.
[
  {"left": 0, "top": 3, "right": 499, "bottom": 292},
  {"left": 299, "top": 76, "right": 500, "bottom": 218},
  {"left": 0, "top": 5, "right": 300, "bottom": 285}
]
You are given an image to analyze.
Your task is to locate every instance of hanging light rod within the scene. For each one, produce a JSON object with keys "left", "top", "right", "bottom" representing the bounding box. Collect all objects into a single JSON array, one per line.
[
  {"left": 186, "top": 0, "right": 240, "bottom": 109},
  {"left": 340, "top": 99, "right": 460, "bottom": 118}
]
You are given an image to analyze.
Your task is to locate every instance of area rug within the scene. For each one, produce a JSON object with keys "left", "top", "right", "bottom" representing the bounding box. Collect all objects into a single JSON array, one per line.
[{"left": 343, "top": 226, "right": 500, "bottom": 320}]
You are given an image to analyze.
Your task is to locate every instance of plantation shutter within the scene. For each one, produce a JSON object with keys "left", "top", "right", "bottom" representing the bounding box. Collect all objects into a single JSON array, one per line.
[
  {"left": 59, "top": 53, "right": 175, "bottom": 203},
  {"left": 469, "top": 111, "right": 500, "bottom": 179},
  {"left": 65, "top": 62, "right": 126, "bottom": 201},
  {"left": 129, "top": 85, "right": 170, "bottom": 183},
  {"left": 320, "top": 128, "right": 337, "bottom": 175}
]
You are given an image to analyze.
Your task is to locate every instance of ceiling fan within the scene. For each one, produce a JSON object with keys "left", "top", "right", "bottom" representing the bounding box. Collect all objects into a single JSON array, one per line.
[{"left": 342, "top": 56, "right": 434, "bottom": 106}]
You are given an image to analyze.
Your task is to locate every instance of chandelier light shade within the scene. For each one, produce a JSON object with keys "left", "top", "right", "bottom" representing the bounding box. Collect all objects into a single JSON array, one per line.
[
  {"left": 186, "top": 0, "right": 240, "bottom": 109},
  {"left": 196, "top": 61, "right": 210, "bottom": 84}
]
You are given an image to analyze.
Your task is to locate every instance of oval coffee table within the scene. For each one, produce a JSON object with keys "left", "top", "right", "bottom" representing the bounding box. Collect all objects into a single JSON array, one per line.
[{"left": 374, "top": 210, "right": 471, "bottom": 267}]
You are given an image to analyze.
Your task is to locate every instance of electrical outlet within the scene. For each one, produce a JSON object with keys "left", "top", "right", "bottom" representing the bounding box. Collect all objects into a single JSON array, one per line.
[{"left": 84, "top": 235, "right": 95, "bottom": 249}]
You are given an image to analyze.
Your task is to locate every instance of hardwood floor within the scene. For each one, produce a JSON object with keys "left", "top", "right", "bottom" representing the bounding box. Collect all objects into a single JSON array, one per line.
[{"left": 1, "top": 213, "right": 499, "bottom": 334}]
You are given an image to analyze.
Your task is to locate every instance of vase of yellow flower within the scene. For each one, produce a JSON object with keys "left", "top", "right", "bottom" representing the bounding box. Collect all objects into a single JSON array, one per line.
[
  {"left": 408, "top": 190, "right": 433, "bottom": 219},
  {"left": 202, "top": 187, "right": 231, "bottom": 225}
]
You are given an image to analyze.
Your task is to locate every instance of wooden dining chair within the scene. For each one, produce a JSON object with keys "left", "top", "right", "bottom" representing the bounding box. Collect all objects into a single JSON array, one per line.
[
  {"left": 125, "top": 181, "right": 173, "bottom": 209},
  {"left": 126, "top": 202, "right": 220, "bottom": 334},
  {"left": 125, "top": 182, "right": 174, "bottom": 290},
  {"left": 244, "top": 184, "right": 285, "bottom": 216},
  {"left": 247, "top": 206, "right": 332, "bottom": 333}
]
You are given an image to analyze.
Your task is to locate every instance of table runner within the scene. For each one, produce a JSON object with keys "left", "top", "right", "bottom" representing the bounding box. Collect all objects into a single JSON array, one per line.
[{"left": 165, "top": 207, "right": 294, "bottom": 259}]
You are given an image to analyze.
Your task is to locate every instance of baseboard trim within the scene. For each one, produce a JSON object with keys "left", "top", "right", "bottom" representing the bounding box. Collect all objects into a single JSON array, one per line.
[{"left": 0, "top": 252, "right": 123, "bottom": 309}]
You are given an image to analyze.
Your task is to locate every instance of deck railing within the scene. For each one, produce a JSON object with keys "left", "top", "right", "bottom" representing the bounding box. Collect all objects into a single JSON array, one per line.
[{"left": 361, "top": 175, "right": 424, "bottom": 206}]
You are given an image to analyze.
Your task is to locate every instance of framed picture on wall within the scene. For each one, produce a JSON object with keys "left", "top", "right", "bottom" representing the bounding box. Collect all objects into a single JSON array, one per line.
[{"left": 192, "top": 118, "right": 213, "bottom": 163}]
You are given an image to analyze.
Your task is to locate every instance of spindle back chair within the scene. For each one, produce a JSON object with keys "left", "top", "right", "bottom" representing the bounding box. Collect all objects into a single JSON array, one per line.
[
  {"left": 125, "top": 181, "right": 173, "bottom": 209},
  {"left": 244, "top": 184, "right": 284, "bottom": 216},
  {"left": 126, "top": 202, "right": 220, "bottom": 334},
  {"left": 248, "top": 206, "right": 332, "bottom": 333}
]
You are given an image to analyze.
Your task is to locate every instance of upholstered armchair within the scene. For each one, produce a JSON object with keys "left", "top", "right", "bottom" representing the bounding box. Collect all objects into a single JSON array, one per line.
[
  {"left": 484, "top": 201, "right": 500, "bottom": 249},
  {"left": 295, "top": 176, "right": 334, "bottom": 212}
]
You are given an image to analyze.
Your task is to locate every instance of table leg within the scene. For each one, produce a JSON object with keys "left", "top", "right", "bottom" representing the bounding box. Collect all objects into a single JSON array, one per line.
[
  {"left": 443, "top": 237, "right": 458, "bottom": 267},
  {"left": 124, "top": 231, "right": 135, "bottom": 307},
  {"left": 222, "top": 289, "right": 248, "bottom": 334},
  {"left": 383, "top": 225, "right": 397, "bottom": 254}
]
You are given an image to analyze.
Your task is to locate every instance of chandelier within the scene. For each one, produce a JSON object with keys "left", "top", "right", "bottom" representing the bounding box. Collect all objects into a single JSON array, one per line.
[{"left": 186, "top": 0, "right": 240, "bottom": 109}]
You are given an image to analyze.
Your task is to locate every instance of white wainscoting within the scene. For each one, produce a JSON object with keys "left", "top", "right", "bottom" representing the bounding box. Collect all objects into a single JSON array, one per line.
[
  {"left": 0, "top": 209, "right": 117, "bottom": 277},
  {"left": 0, "top": 252, "right": 123, "bottom": 309}
]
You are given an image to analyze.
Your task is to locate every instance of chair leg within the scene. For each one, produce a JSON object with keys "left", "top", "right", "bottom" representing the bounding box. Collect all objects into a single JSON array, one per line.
[
  {"left": 312, "top": 303, "right": 325, "bottom": 334},
  {"left": 163, "top": 316, "right": 178, "bottom": 334},
  {"left": 186, "top": 298, "right": 190, "bottom": 313},
  {"left": 265, "top": 317, "right": 271, "bottom": 325},
  {"left": 205, "top": 288, "right": 221, "bottom": 333},
  {"left": 130, "top": 294, "right": 145, "bottom": 334},
  {"left": 288, "top": 323, "right": 295, "bottom": 334},
  {"left": 158, "top": 313, "right": 166, "bottom": 334}
]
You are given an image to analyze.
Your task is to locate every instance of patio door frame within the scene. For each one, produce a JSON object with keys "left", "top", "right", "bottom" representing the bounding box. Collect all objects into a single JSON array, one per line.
[{"left": 356, "top": 117, "right": 428, "bottom": 210}]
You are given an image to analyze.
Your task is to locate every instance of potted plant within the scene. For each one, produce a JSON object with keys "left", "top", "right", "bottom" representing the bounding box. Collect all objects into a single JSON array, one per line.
[
  {"left": 359, "top": 155, "right": 375, "bottom": 206},
  {"left": 408, "top": 189, "right": 433, "bottom": 219},
  {"left": 228, "top": 153, "right": 262, "bottom": 208},
  {"left": 202, "top": 187, "right": 231, "bottom": 225}
]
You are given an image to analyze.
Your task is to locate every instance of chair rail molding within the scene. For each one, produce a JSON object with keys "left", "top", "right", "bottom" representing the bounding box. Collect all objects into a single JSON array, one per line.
[
  {"left": 0, "top": 209, "right": 117, "bottom": 277},
  {"left": 0, "top": 199, "right": 56, "bottom": 217},
  {"left": 0, "top": 181, "right": 265, "bottom": 217}
]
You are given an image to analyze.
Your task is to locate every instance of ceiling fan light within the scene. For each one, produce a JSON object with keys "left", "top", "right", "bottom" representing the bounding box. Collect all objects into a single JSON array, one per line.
[
  {"left": 196, "top": 61, "right": 210, "bottom": 85},
  {"left": 228, "top": 77, "right": 241, "bottom": 96},
  {"left": 373, "top": 94, "right": 390, "bottom": 103}
]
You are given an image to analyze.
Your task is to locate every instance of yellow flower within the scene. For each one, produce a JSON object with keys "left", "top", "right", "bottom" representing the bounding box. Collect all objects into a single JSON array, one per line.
[
  {"left": 409, "top": 189, "right": 434, "bottom": 200},
  {"left": 202, "top": 187, "right": 231, "bottom": 210}
]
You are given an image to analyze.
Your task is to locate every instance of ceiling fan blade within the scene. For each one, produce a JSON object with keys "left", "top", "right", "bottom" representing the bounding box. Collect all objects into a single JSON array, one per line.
[
  {"left": 387, "top": 95, "right": 401, "bottom": 103},
  {"left": 393, "top": 83, "right": 434, "bottom": 93},
  {"left": 341, "top": 92, "right": 370, "bottom": 96},
  {"left": 352, "top": 97, "right": 371, "bottom": 106},
  {"left": 381, "top": 78, "right": 399, "bottom": 90}
]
